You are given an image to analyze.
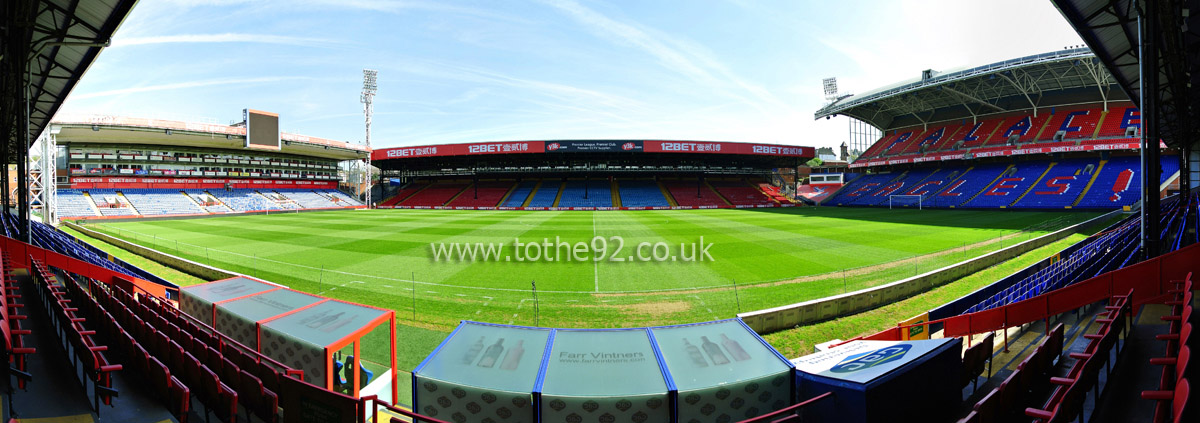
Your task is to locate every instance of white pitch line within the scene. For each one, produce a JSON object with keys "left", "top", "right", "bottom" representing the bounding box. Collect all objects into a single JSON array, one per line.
[{"left": 592, "top": 212, "right": 599, "bottom": 293}]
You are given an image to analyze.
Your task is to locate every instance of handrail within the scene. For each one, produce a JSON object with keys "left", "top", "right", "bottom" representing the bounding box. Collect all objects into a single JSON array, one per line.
[
  {"left": 360, "top": 395, "right": 451, "bottom": 423},
  {"left": 736, "top": 391, "right": 835, "bottom": 423}
]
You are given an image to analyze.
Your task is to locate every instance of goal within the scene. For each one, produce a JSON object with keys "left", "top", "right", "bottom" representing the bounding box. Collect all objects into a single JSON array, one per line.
[{"left": 889, "top": 194, "right": 924, "bottom": 209}]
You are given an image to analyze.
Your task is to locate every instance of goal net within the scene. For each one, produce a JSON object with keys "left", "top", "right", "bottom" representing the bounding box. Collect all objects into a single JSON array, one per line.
[{"left": 889, "top": 194, "right": 923, "bottom": 209}]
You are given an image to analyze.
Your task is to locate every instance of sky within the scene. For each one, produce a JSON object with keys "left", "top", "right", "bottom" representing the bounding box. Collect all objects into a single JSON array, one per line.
[{"left": 57, "top": 0, "right": 1085, "bottom": 150}]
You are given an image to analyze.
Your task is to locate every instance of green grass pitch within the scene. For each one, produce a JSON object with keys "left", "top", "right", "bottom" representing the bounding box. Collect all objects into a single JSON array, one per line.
[{"left": 81, "top": 207, "right": 1097, "bottom": 368}]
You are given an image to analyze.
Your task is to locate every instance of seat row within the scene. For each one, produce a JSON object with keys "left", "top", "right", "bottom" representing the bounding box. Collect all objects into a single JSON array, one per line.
[
  {"left": 104, "top": 281, "right": 292, "bottom": 423},
  {"left": 1141, "top": 272, "right": 1195, "bottom": 423},
  {"left": 28, "top": 259, "right": 122, "bottom": 416},
  {"left": 958, "top": 320, "right": 1067, "bottom": 423},
  {"left": 2, "top": 250, "right": 35, "bottom": 390}
]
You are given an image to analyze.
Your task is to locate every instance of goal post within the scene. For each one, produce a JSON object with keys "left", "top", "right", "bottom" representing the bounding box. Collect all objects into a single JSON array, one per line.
[{"left": 889, "top": 194, "right": 923, "bottom": 209}]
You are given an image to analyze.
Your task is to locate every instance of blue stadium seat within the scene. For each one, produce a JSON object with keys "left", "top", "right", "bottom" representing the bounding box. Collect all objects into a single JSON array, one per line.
[{"left": 618, "top": 180, "right": 669, "bottom": 207}]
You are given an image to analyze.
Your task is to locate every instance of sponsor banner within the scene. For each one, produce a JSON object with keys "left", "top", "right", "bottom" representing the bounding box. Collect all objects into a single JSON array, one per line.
[
  {"left": 545, "top": 140, "right": 643, "bottom": 152},
  {"left": 851, "top": 140, "right": 1142, "bottom": 169},
  {"left": 373, "top": 141, "right": 545, "bottom": 160},
  {"left": 375, "top": 140, "right": 814, "bottom": 160},
  {"left": 644, "top": 140, "right": 813, "bottom": 157},
  {"left": 791, "top": 339, "right": 951, "bottom": 384},
  {"left": 70, "top": 176, "right": 335, "bottom": 189}
]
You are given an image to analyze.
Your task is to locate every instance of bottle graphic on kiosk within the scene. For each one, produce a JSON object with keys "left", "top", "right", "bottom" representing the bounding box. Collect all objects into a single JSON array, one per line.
[
  {"left": 701, "top": 336, "right": 730, "bottom": 365},
  {"left": 477, "top": 338, "right": 506, "bottom": 368},
  {"left": 462, "top": 337, "right": 485, "bottom": 364},
  {"left": 500, "top": 340, "right": 524, "bottom": 370},
  {"left": 306, "top": 312, "right": 342, "bottom": 328},
  {"left": 684, "top": 338, "right": 708, "bottom": 367},
  {"left": 721, "top": 333, "right": 751, "bottom": 361}
]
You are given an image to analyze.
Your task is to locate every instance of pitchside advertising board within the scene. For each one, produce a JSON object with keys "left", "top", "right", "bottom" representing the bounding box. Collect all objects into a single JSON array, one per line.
[{"left": 372, "top": 140, "right": 814, "bottom": 161}]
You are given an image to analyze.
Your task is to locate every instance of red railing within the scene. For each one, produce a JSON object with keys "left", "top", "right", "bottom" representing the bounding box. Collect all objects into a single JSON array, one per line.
[
  {"left": 737, "top": 392, "right": 835, "bottom": 423},
  {"left": 867, "top": 240, "right": 1200, "bottom": 343}
]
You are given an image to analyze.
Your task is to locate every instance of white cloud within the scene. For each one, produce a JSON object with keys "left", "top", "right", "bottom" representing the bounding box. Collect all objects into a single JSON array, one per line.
[
  {"left": 112, "top": 33, "right": 341, "bottom": 48},
  {"left": 71, "top": 77, "right": 311, "bottom": 100}
]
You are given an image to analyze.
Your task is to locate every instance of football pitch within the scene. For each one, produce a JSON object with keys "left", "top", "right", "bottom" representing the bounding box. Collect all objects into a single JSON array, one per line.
[{"left": 82, "top": 207, "right": 1098, "bottom": 333}]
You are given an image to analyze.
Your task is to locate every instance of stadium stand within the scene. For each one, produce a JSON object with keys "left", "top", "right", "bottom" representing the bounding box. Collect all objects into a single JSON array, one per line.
[
  {"left": 556, "top": 180, "right": 613, "bottom": 208},
  {"left": 1096, "top": 105, "right": 1141, "bottom": 138},
  {"left": 185, "top": 190, "right": 235, "bottom": 213},
  {"left": 826, "top": 172, "right": 902, "bottom": 206},
  {"left": 857, "top": 168, "right": 938, "bottom": 206},
  {"left": 664, "top": 178, "right": 726, "bottom": 207},
  {"left": 379, "top": 182, "right": 429, "bottom": 207},
  {"left": 447, "top": 181, "right": 514, "bottom": 208},
  {"left": 708, "top": 179, "right": 775, "bottom": 206},
  {"left": 121, "top": 189, "right": 206, "bottom": 216},
  {"left": 1040, "top": 106, "right": 1105, "bottom": 141},
  {"left": 930, "top": 163, "right": 1010, "bottom": 207},
  {"left": 952, "top": 117, "right": 1007, "bottom": 151},
  {"left": 87, "top": 189, "right": 138, "bottom": 216},
  {"left": 961, "top": 162, "right": 1050, "bottom": 208},
  {"left": 57, "top": 189, "right": 99, "bottom": 217},
  {"left": 323, "top": 189, "right": 363, "bottom": 206},
  {"left": 399, "top": 182, "right": 468, "bottom": 207},
  {"left": 1010, "top": 158, "right": 1100, "bottom": 209},
  {"left": 502, "top": 181, "right": 538, "bottom": 207},
  {"left": 207, "top": 189, "right": 281, "bottom": 212},
  {"left": 526, "top": 180, "right": 562, "bottom": 207},
  {"left": 617, "top": 179, "right": 670, "bottom": 207},
  {"left": 273, "top": 189, "right": 343, "bottom": 209},
  {"left": 1074, "top": 156, "right": 1165, "bottom": 209}
]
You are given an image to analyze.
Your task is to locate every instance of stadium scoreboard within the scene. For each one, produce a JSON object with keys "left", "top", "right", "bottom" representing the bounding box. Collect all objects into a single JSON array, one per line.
[{"left": 244, "top": 109, "right": 280, "bottom": 150}]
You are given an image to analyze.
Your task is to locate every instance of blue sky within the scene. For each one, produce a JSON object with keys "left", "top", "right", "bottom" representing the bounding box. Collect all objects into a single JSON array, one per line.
[{"left": 58, "top": 0, "right": 1084, "bottom": 150}]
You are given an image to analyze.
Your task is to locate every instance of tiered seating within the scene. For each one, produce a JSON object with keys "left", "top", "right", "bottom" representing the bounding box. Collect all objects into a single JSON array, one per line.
[
  {"left": 1074, "top": 156, "right": 1143, "bottom": 209},
  {"left": 1023, "top": 292, "right": 1132, "bottom": 423},
  {"left": 855, "top": 168, "right": 938, "bottom": 206},
  {"left": 2, "top": 249, "right": 35, "bottom": 391},
  {"left": 931, "top": 164, "right": 1009, "bottom": 207},
  {"left": 877, "top": 129, "right": 922, "bottom": 156},
  {"left": 57, "top": 189, "right": 99, "bottom": 217},
  {"left": 859, "top": 131, "right": 905, "bottom": 159},
  {"left": 1011, "top": 158, "right": 1099, "bottom": 209},
  {"left": 273, "top": 189, "right": 341, "bottom": 209},
  {"left": 501, "top": 181, "right": 538, "bottom": 207},
  {"left": 28, "top": 259, "right": 122, "bottom": 416},
  {"left": 961, "top": 333, "right": 995, "bottom": 394},
  {"left": 556, "top": 180, "right": 613, "bottom": 208},
  {"left": 964, "top": 216, "right": 1140, "bottom": 314},
  {"left": 5, "top": 214, "right": 162, "bottom": 283},
  {"left": 664, "top": 179, "right": 725, "bottom": 207},
  {"left": 952, "top": 117, "right": 1007, "bottom": 150},
  {"left": 1141, "top": 273, "right": 1195, "bottom": 423},
  {"left": 379, "top": 183, "right": 429, "bottom": 207},
  {"left": 96, "top": 278, "right": 299, "bottom": 423},
  {"left": 709, "top": 180, "right": 775, "bottom": 206},
  {"left": 208, "top": 189, "right": 281, "bottom": 212},
  {"left": 121, "top": 189, "right": 205, "bottom": 215},
  {"left": 962, "top": 162, "right": 1050, "bottom": 208},
  {"left": 986, "top": 113, "right": 1052, "bottom": 145},
  {"left": 827, "top": 172, "right": 901, "bottom": 206},
  {"left": 88, "top": 189, "right": 138, "bottom": 216},
  {"left": 446, "top": 181, "right": 514, "bottom": 208},
  {"left": 320, "top": 190, "right": 362, "bottom": 206},
  {"left": 398, "top": 182, "right": 467, "bottom": 207},
  {"left": 184, "top": 190, "right": 235, "bottom": 213},
  {"left": 526, "top": 181, "right": 562, "bottom": 207},
  {"left": 1096, "top": 105, "right": 1141, "bottom": 138},
  {"left": 900, "top": 124, "right": 963, "bottom": 154},
  {"left": 617, "top": 180, "right": 670, "bottom": 207},
  {"left": 1037, "top": 106, "right": 1104, "bottom": 141}
]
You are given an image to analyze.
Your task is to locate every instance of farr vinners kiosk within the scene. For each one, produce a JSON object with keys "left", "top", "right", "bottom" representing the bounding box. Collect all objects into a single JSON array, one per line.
[{"left": 413, "top": 318, "right": 794, "bottom": 423}]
